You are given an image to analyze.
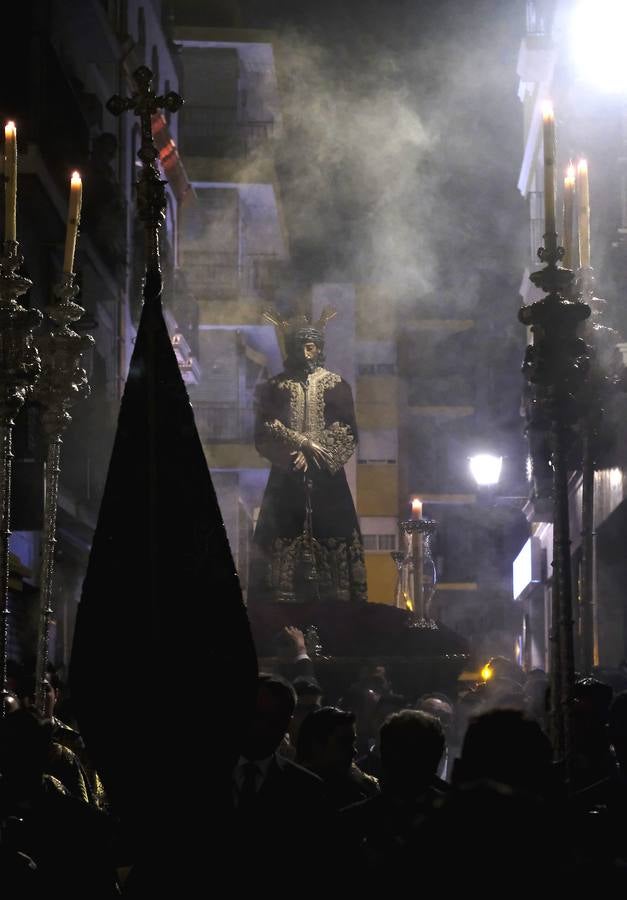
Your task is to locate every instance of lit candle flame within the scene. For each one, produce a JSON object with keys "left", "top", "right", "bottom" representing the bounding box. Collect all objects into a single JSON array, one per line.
[
  {"left": 577, "top": 158, "right": 588, "bottom": 176},
  {"left": 411, "top": 498, "right": 423, "bottom": 520},
  {"left": 541, "top": 100, "right": 554, "bottom": 121},
  {"left": 63, "top": 170, "right": 83, "bottom": 273},
  {"left": 481, "top": 664, "right": 493, "bottom": 682},
  {"left": 565, "top": 162, "right": 576, "bottom": 188},
  {"left": 5, "top": 121, "right": 15, "bottom": 139}
]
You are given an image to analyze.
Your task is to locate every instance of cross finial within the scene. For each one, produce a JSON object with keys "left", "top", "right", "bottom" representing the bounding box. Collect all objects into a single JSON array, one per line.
[{"left": 106, "top": 67, "right": 184, "bottom": 285}]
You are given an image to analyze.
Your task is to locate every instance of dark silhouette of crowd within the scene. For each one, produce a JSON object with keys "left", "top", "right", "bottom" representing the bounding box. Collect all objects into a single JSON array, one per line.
[{"left": 4, "top": 632, "right": 627, "bottom": 894}]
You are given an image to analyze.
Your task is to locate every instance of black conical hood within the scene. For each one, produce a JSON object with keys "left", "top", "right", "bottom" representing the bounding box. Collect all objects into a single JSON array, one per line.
[{"left": 70, "top": 271, "right": 257, "bottom": 834}]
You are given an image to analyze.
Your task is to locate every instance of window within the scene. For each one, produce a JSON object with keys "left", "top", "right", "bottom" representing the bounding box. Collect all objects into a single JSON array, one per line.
[
  {"left": 357, "top": 429, "right": 397, "bottom": 464},
  {"left": 363, "top": 534, "right": 397, "bottom": 552}
]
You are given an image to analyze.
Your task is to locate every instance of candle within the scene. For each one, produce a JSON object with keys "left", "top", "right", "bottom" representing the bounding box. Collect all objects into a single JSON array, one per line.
[
  {"left": 4, "top": 121, "right": 17, "bottom": 242},
  {"left": 542, "top": 101, "right": 557, "bottom": 255},
  {"left": 63, "top": 171, "right": 82, "bottom": 273},
  {"left": 577, "top": 158, "right": 590, "bottom": 268},
  {"left": 411, "top": 498, "right": 423, "bottom": 520},
  {"left": 562, "top": 162, "right": 575, "bottom": 269}
]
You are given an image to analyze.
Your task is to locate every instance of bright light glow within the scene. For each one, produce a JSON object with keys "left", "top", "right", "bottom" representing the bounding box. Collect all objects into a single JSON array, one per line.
[
  {"left": 565, "top": 162, "right": 576, "bottom": 188},
  {"left": 526, "top": 455, "right": 533, "bottom": 483},
  {"left": 469, "top": 454, "right": 503, "bottom": 487},
  {"left": 481, "top": 664, "right": 493, "bottom": 682},
  {"left": 609, "top": 467, "right": 623, "bottom": 489},
  {"left": 571, "top": 1, "right": 627, "bottom": 93},
  {"left": 541, "top": 99, "right": 554, "bottom": 121},
  {"left": 577, "top": 158, "right": 588, "bottom": 178}
]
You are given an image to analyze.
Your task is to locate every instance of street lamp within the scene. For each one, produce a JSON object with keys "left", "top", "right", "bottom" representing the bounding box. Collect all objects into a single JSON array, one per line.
[
  {"left": 570, "top": 0, "right": 627, "bottom": 93},
  {"left": 469, "top": 454, "right": 503, "bottom": 488}
]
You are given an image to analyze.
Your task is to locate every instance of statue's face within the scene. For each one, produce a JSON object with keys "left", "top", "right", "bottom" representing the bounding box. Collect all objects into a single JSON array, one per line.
[
  {"left": 286, "top": 333, "right": 323, "bottom": 373},
  {"left": 303, "top": 340, "right": 321, "bottom": 363}
]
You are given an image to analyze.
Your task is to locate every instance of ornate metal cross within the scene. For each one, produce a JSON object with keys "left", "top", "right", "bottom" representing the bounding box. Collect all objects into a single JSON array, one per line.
[{"left": 107, "top": 66, "right": 183, "bottom": 283}]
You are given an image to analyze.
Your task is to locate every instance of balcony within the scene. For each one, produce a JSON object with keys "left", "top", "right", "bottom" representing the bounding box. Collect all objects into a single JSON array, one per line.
[
  {"left": 181, "top": 107, "right": 274, "bottom": 157},
  {"left": 179, "top": 251, "right": 283, "bottom": 303},
  {"left": 193, "top": 401, "right": 255, "bottom": 444},
  {"left": 178, "top": 255, "right": 240, "bottom": 299}
]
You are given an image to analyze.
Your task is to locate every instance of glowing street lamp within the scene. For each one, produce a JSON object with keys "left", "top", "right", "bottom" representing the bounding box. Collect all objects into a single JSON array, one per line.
[
  {"left": 469, "top": 454, "right": 503, "bottom": 488},
  {"left": 571, "top": 0, "right": 627, "bottom": 93}
]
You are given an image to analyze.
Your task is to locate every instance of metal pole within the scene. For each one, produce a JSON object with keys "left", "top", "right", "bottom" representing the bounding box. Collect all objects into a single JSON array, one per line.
[
  {"left": 0, "top": 424, "right": 14, "bottom": 714},
  {"left": 519, "top": 235, "right": 589, "bottom": 780},
  {"left": 0, "top": 241, "right": 41, "bottom": 716},
  {"left": 413, "top": 530, "right": 425, "bottom": 620},
  {"left": 552, "top": 419, "right": 576, "bottom": 776},
  {"left": 34, "top": 436, "right": 62, "bottom": 713},
  {"left": 33, "top": 272, "right": 93, "bottom": 714},
  {"left": 580, "top": 428, "right": 595, "bottom": 674}
]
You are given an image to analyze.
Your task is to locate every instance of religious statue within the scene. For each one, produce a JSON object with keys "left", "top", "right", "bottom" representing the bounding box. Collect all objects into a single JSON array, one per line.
[{"left": 249, "top": 308, "right": 368, "bottom": 605}]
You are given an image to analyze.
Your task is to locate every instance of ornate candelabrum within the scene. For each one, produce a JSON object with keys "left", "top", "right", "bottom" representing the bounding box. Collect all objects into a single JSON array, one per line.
[
  {"left": 391, "top": 550, "right": 405, "bottom": 609},
  {"left": 399, "top": 518, "right": 438, "bottom": 627},
  {"left": 0, "top": 241, "right": 42, "bottom": 715},
  {"left": 519, "top": 237, "right": 590, "bottom": 777},
  {"left": 32, "top": 273, "right": 93, "bottom": 713}
]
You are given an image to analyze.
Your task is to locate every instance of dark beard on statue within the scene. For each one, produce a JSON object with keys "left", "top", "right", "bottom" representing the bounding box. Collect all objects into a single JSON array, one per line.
[{"left": 286, "top": 353, "right": 322, "bottom": 377}]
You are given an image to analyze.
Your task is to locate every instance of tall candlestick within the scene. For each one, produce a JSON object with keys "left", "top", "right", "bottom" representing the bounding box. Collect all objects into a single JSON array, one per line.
[
  {"left": 577, "top": 158, "right": 590, "bottom": 268},
  {"left": 63, "top": 171, "right": 82, "bottom": 274},
  {"left": 4, "top": 122, "right": 17, "bottom": 243},
  {"left": 562, "top": 162, "right": 575, "bottom": 269},
  {"left": 542, "top": 101, "right": 557, "bottom": 255},
  {"left": 411, "top": 498, "right": 423, "bottom": 520}
]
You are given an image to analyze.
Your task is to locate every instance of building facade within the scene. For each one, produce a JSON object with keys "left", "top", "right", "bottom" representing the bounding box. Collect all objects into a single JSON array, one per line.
[
  {"left": 514, "top": 0, "right": 627, "bottom": 671},
  {"left": 3, "top": 0, "right": 191, "bottom": 671}
]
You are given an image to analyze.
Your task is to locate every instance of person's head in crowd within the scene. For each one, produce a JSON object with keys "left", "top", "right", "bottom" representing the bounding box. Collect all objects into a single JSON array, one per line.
[
  {"left": 357, "top": 661, "right": 390, "bottom": 696},
  {"left": 289, "top": 677, "right": 323, "bottom": 745},
  {"left": 417, "top": 696, "right": 454, "bottom": 733},
  {"left": 296, "top": 706, "right": 356, "bottom": 778},
  {"left": 608, "top": 690, "right": 627, "bottom": 769},
  {"left": 241, "top": 674, "right": 297, "bottom": 762},
  {"left": 379, "top": 709, "right": 445, "bottom": 797},
  {"left": 293, "top": 677, "right": 323, "bottom": 707},
  {"left": 455, "top": 708, "right": 553, "bottom": 796},
  {"left": 339, "top": 683, "right": 380, "bottom": 750}
]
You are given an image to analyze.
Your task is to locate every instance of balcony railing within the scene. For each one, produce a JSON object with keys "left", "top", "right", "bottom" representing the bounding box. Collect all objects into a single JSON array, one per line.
[
  {"left": 193, "top": 401, "right": 255, "bottom": 443},
  {"left": 179, "top": 252, "right": 282, "bottom": 301},
  {"left": 181, "top": 107, "right": 274, "bottom": 157}
]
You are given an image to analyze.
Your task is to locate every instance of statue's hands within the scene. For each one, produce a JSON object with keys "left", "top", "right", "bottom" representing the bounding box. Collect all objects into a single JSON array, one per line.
[
  {"left": 302, "top": 438, "right": 334, "bottom": 471},
  {"left": 291, "top": 449, "right": 308, "bottom": 472}
]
